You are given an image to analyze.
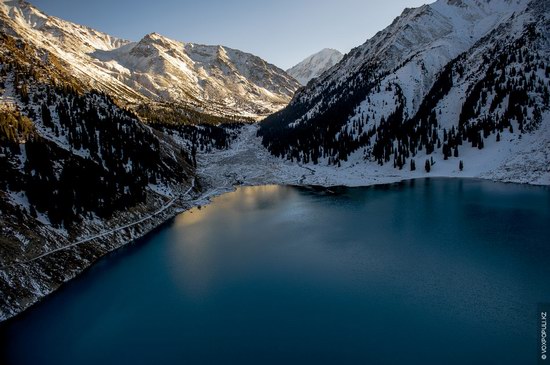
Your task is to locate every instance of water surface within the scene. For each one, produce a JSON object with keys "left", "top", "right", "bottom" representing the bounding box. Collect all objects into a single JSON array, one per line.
[{"left": 1, "top": 179, "right": 549, "bottom": 364}]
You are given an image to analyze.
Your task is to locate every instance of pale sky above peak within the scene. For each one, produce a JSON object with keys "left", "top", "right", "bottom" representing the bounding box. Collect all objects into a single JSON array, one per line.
[{"left": 30, "top": 0, "right": 430, "bottom": 70}]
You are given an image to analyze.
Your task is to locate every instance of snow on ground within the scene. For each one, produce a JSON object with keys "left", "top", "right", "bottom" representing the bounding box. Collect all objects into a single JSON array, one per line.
[
  {"left": 147, "top": 183, "right": 176, "bottom": 198},
  {"left": 198, "top": 120, "right": 550, "bottom": 191},
  {"left": 2, "top": 116, "right": 547, "bottom": 322},
  {"left": 0, "top": 0, "right": 299, "bottom": 120}
]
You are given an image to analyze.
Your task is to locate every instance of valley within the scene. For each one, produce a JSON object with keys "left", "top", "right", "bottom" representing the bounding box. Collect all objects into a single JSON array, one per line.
[{"left": 0, "top": 0, "right": 549, "bottom": 325}]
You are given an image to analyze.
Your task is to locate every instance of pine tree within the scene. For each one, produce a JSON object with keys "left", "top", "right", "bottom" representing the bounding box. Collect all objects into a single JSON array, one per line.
[
  {"left": 410, "top": 159, "right": 416, "bottom": 171},
  {"left": 425, "top": 159, "right": 431, "bottom": 173},
  {"left": 29, "top": 205, "right": 37, "bottom": 218},
  {"left": 459, "top": 160, "right": 464, "bottom": 171},
  {"left": 41, "top": 103, "right": 53, "bottom": 129}
]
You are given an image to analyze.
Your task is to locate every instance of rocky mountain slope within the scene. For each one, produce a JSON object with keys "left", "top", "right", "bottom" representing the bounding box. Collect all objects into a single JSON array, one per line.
[
  {"left": 0, "top": 29, "right": 198, "bottom": 320},
  {"left": 0, "top": 0, "right": 299, "bottom": 322},
  {"left": 287, "top": 48, "right": 343, "bottom": 85},
  {"left": 259, "top": 0, "right": 550, "bottom": 183},
  {"left": 2, "top": 0, "right": 550, "bottom": 323},
  {"left": 0, "top": 0, "right": 300, "bottom": 121}
]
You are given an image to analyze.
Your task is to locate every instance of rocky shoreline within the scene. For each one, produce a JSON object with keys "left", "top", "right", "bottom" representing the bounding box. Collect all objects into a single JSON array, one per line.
[{"left": 0, "top": 184, "right": 198, "bottom": 322}]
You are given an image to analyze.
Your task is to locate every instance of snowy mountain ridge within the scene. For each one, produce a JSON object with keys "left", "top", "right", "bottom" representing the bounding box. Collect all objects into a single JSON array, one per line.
[
  {"left": 290, "top": 0, "right": 528, "bottom": 121},
  {"left": 287, "top": 48, "right": 343, "bottom": 86},
  {"left": 0, "top": 0, "right": 300, "bottom": 121},
  {"left": 259, "top": 0, "right": 550, "bottom": 184},
  {"left": 1, "top": 0, "right": 550, "bottom": 323}
]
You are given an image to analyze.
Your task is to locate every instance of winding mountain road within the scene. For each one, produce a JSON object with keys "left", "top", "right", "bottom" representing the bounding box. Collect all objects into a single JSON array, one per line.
[{"left": 5, "top": 179, "right": 196, "bottom": 267}]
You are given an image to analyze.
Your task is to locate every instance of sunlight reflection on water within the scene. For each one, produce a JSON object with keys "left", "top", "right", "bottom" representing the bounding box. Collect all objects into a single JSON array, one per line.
[{"left": 2, "top": 179, "right": 549, "bottom": 365}]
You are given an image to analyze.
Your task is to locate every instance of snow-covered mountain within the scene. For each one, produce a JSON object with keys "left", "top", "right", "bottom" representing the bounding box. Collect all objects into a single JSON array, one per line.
[
  {"left": 287, "top": 48, "right": 343, "bottom": 85},
  {"left": 0, "top": 0, "right": 300, "bottom": 121},
  {"left": 260, "top": 0, "right": 550, "bottom": 184},
  {"left": 2, "top": 0, "right": 550, "bottom": 323},
  {"left": 0, "top": 23, "right": 203, "bottom": 320}
]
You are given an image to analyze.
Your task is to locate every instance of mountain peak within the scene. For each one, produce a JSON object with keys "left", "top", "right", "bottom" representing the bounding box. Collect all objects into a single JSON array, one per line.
[
  {"left": 1, "top": 0, "right": 35, "bottom": 10},
  {"left": 320, "top": 48, "right": 340, "bottom": 53},
  {"left": 260, "top": 0, "right": 548, "bottom": 181},
  {"left": 0, "top": 0, "right": 299, "bottom": 120},
  {"left": 137, "top": 32, "right": 179, "bottom": 51},
  {"left": 287, "top": 48, "right": 344, "bottom": 85},
  {"left": 142, "top": 32, "right": 169, "bottom": 42},
  {"left": 0, "top": 0, "right": 48, "bottom": 29}
]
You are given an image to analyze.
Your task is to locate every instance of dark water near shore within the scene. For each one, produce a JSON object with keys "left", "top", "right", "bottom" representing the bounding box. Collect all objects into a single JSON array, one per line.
[{"left": 1, "top": 179, "right": 550, "bottom": 365}]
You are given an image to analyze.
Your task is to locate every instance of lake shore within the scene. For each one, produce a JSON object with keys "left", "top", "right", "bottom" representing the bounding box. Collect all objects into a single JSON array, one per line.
[
  {"left": 3, "top": 179, "right": 549, "bottom": 364},
  {"left": 1, "top": 123, "right": 549, "bottom": 322}
]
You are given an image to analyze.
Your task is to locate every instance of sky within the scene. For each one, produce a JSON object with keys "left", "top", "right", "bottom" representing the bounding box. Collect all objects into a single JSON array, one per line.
[{"left": 30, "top": 0, "right": 430, "bottom": 70}]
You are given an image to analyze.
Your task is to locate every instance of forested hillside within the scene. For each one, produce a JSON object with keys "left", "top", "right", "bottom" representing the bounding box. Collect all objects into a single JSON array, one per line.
[
  {"left": 0, "top": 34, "right": 192, "bottom": 229},
  {"left": 259, "top": 0, "right": 550, "bottom": 173}
]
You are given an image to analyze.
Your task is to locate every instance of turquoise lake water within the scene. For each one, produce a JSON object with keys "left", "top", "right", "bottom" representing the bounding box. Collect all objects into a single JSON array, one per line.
[{"left": 1, "top": 179, "right": 549, "bottom": 364}]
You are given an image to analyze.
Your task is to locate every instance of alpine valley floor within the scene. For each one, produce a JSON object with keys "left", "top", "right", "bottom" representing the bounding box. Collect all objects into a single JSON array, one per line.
[
  {"left": 1, "top": 117, "right": 550, "bottom": 322},
  {"left": 196, "top": 123, "right": 550, "bottom": 191}
]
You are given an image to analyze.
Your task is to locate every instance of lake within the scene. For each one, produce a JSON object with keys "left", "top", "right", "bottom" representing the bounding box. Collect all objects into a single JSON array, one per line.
[{"left": 1, "top": 179, "right": 549, "bottom": 364}]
